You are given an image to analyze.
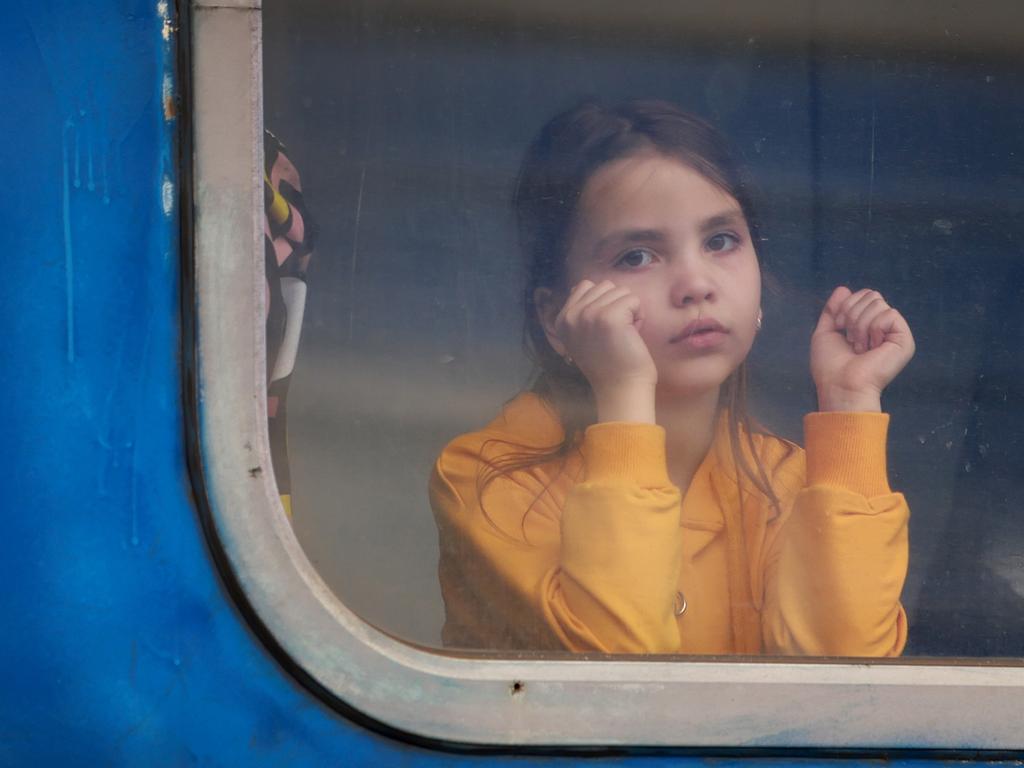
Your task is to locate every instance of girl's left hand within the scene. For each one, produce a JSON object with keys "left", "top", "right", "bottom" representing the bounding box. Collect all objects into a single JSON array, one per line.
[{"left": 810, "top": 286, "right": 916, "bottom": 412}]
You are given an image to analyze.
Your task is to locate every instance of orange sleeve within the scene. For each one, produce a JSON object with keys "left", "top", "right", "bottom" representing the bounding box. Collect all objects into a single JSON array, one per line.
[
  {"left": 761, "top": 412, "right": 909, "bottom": 657},
  {"left": 430, "top": 423, "right": 684, "bottom": 653}
]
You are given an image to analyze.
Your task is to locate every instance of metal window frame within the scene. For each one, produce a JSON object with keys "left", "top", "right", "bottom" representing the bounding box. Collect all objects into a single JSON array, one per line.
[{"left": 190, "top": 0, "right": 1024, "bottom": 750}]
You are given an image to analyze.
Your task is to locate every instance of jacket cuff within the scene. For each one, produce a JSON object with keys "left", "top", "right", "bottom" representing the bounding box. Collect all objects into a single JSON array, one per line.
[
  {"left": 581, "top": 422, "right": 671, "bottom": 488},
  {"left": 804, "top": 412, "right": 892, "bottom": 496}
]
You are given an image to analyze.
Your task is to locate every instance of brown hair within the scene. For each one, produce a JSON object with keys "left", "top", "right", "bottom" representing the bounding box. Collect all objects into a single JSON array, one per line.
[{"left": 481, "top": 99, "right": 791, "bottom": 526}]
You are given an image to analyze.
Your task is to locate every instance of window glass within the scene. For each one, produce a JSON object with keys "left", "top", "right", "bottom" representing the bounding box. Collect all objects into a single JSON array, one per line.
[{"left": 262, "top": 0, "right": 1024, "bottom": 656}]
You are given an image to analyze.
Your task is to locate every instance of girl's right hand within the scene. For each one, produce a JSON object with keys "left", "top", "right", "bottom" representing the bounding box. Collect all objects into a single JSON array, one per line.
[{"left": 554, "top": 280, "right": 658, "bottom": 421}]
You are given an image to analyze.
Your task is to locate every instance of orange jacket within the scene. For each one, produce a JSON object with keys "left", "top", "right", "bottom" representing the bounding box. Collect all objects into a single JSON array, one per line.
[{"left": 430, "top": 393, "right": 909, "bottom": 656}]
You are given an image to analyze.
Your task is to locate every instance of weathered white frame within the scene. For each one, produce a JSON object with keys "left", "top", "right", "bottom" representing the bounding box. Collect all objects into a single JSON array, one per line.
[{"left": 190, "top": 0, "right": 1024, "bottom": 749}]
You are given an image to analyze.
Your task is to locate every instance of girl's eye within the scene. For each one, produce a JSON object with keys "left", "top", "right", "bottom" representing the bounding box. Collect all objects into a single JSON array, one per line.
[
  {"left": 706, "top": 232, "right": 741, "bottom": 253},
  {"left": 615, "top": 247, "right": 655, "bottom": 269}
]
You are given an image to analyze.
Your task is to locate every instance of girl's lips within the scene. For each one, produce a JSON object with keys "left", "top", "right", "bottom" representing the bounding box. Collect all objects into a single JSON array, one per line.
[
  {"left": 671, "top": 318, "right": 730, "bottom": 350},
  {"left": 678, "top": 328, "right": 728, "bottom": 350}
]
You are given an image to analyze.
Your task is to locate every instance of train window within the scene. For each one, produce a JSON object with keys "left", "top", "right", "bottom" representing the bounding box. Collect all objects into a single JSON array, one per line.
[{"left": 193, "top": 0, "right": 1024, "bottom": 749}]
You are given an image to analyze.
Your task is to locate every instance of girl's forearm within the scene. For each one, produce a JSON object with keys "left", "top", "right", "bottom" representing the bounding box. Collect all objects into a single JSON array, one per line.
[
  {"left": 594, "top": 383, "right": 657, "bottom": 424},
  {"left": 815, "top": 385, "right": 882, "bottom": 413}
]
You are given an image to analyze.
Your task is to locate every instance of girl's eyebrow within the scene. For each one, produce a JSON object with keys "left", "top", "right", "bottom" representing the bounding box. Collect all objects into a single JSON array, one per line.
[{"left": 699, "top": 209, "right": 745, "bottom": 233}]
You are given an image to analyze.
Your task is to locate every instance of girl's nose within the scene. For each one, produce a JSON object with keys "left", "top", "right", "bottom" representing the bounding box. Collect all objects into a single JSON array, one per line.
[{"left": 669, "top": 261, "right": 715, "bottom": 307}]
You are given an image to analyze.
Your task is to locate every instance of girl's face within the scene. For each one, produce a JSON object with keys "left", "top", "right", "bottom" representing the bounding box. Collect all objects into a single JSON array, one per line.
[{"left": 564, "top": 151, "right": 762, "bottom": 397}]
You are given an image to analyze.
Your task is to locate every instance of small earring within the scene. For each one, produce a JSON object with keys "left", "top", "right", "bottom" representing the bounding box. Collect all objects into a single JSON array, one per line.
[
  {"left": 563, "top": 353, "right": 574, "bottom": 366},
  {"left": 755, "top": 309, "right": 763, "bottom": 332}
]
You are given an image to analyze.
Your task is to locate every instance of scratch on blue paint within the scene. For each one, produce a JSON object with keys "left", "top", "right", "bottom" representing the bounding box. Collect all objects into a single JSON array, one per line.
[
  {"left": 62, "top": 106, "right": 117, "bottom": 363},
  {"left": 61, "top": 118, "right": 76, "bottom": 363},
  {"left": 101, "top": 140, "right": 110, "bottom": 204},
  {"left": 86, "top": 111, "right": 95, "bottom": 192},
  {"left": 129, "top": 441, "right": 139, "bottom": 547},
  {"left": 72, "top": 118, "right": 80, "bottom": 187}
]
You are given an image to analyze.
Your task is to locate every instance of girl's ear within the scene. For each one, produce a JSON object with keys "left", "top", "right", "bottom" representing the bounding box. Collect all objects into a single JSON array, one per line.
[{"left": 533, "top": 287, "right": 568, "bottom": 358}]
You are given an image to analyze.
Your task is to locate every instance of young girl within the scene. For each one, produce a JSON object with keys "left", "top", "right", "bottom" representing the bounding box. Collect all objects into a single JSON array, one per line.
[{"left": 430, "top": 100, "right": 914, "bottom": 656}]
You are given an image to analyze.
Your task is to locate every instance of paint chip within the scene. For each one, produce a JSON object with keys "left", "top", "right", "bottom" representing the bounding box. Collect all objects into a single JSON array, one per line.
[
  {"left": 158, "top": 1, "right": 173, "bottom": 41},
  {"left": 162, "top": 178, "right": 174, "bottom": 216}
]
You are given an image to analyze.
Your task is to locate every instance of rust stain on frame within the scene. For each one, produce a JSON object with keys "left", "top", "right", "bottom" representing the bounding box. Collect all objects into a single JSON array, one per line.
[
  {"left": 157, "top": 0, "right": 176, "bottom": 120},
  {"left": 163, "top": 73, "right": 176, "bottom": 120}
]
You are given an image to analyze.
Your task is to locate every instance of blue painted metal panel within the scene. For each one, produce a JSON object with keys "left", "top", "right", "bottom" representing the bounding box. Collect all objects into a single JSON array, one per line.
[
  {"left": 1, "top": 1, "right": 1018, "bottom": 765},
  {"left": 0, "top": 3, "right": 375, "bottom": 763}
]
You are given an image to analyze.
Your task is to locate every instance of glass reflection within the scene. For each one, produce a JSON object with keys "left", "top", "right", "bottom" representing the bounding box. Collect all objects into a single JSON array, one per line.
[{"left": 263, "top": 0, "right": 1024, "bottom": 656}]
